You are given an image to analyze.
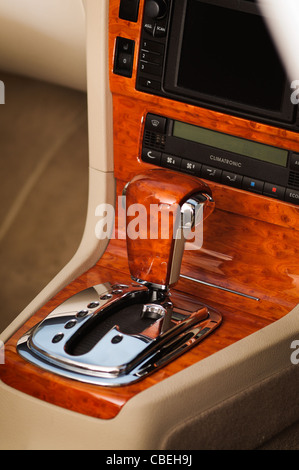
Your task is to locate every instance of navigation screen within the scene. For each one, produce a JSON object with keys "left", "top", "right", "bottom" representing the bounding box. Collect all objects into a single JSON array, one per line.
[{"left": 177, "top": 0, "right": 286, "bottom": 112}]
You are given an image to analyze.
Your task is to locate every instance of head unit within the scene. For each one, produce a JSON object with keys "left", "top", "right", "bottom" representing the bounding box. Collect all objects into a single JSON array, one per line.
[{"left": 136, "top": 0, "right": 299, "bottom": 131}]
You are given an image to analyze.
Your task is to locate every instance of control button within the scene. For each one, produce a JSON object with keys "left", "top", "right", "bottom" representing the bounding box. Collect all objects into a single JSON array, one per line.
[
  {"left": 263, "top": 182, "right": 286, "bottom": 200},
  {"left": 119, "top": 0, "right": 140, "bottom": 22},
  {"left": 155, "top": 22, "right": 167, "bottom": 37},
  {"left": 142, "top": 147, "right": 162, "bottom": 164},
  {"left": 118, "top": 52, "right": 133, "bottom": 71},
  {"left": 113, "top": 37, "right": 135, "bottom": 78},
  {"left": 201, "top": 165, "right": 222, "bottom": 182},
  {"left": 144, "top": 21, "right": 155, "bottom": 36},
  {"left": 290, "top": 153, "right": 299, "bottom": 172},
  {"left": 221, "top": 171, "right": 243, "bottom": 188},
  {"left": 141, "top": 39, "right": 164, "bottom": 54},
  {"left": 161, "top": 153, "right": 182, "bottom": 170},
  {"left": 140, "top": 50, "right": 162, "bottom": 65},
  {"left": 285, "top": 188, "right": 299, "bottom": 205},
  {"left": 145, "top": 114, "right": 166, "bottom": 133},
  {"left": 139, "top": 61, "right": 162, "bottom": 76},
  {"left": 242, "top": 177, "right": 264, "bottom": 194},
  {"left": 139, "top": 77, "right": 161, "bottom": 91},
  {"left": 181, "top": 159, "right": 201, "bottom": 175}
]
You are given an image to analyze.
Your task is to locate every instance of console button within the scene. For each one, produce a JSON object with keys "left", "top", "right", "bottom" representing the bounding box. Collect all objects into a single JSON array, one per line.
[
  {"left": 155, "top": 23, "right": 167, "bottom": 37},
  {"left": 145, "top": 114, "right": 166, "bottom": 133},
  {"left": 142, "top": 147, "right": 162, "bottom": 164},
  {"left": 139, "top": 61, "right": 162, "bottom": 76},
  {"left": 113, "top": 37, "right": 135, "bottom": 78},
  {"left": 144, "top": 21, "right": 155, "bottom": 36},
  {"left": 201, "top": 165, "right": 222, "bottom": 182},
  {"left": 139, "top": 77, "right": 161, "bottom": 91},
  {"left": 290, "top": 153, "right": 299, "bottom": 172},
  {"left": 117, "top": 52, "right": 133, "bottom": 72},
  {"left": 145, "top": 0, "right": 167, "bottom": 19},
  {"left": 242, "top": 177, "right": 264, "bottom": 194},
  {"left": 285, "top": 188, "right": 299, "bottom": 205},
  {"left": 181, "top": 159, "right": 201, "bottom": 175},
  {"left": 119, "top": 0, "right": 140, "bottom": 22},
  {"left": 141, "top": 39, "right": 164, "bottom": 54},
  {"left": 140, "top": 50, "right": 162, "bottom": 65},
  {"left": 221, "top": 171, "right": 243, "bottom": 188},
  {"left": 263, "top": 183, "right": 286, "bottom": 200},
  {"left": 161, "top": 153, "right": 182, "bottom": 170}
]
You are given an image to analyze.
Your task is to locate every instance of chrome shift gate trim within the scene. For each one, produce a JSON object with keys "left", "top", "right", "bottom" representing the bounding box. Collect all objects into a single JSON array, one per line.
[{"left": 17, "top": 282, "right": 221, "bottom": 386}]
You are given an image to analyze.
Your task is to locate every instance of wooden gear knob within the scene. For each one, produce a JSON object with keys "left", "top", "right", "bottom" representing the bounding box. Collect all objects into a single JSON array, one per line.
[{"left": 125, "top": 169, "right": 214, "bottom": 289}]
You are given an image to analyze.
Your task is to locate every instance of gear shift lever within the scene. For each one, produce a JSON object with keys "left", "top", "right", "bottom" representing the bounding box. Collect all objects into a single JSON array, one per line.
[
  {"left": 17, "top": 169, "right": 221, "bottom": 386},
  {"left": 125, "top": 169, "right": 215, "bottom": 290}
]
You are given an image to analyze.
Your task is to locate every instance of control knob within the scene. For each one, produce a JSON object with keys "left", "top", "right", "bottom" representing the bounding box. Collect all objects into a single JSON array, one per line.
[{"left": 145, "top": 0, "right": 167, "bottom": 19}]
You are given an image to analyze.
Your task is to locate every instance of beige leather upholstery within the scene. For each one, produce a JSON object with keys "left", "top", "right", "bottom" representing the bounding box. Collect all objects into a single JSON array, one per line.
[{"left": 0, "top": 0, "right": 86, "bottom": 90}]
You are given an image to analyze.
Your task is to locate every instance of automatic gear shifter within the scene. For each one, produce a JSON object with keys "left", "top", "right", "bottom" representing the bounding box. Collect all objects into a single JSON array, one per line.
[
  {"left": 17, "top": 169, "right": 222, "bottom": 386},
  {"left": 125, "top": 169, "right": 215, "bottom": 290}
]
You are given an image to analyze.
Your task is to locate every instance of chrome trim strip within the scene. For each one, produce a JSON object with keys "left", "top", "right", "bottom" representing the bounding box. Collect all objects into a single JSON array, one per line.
[{"left": 180, "top": 274, "right": 260, "bottom": 301}]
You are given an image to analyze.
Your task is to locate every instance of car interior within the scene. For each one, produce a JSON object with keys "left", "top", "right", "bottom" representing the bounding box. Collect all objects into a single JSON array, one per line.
[{"left": 1, "top": 0, "right": 299, "bottom": 451}]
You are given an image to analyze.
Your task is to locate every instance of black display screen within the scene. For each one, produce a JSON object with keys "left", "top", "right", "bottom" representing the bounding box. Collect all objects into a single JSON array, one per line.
[{"left": 175, "top": 0, "right": 287, "bottom": 113}]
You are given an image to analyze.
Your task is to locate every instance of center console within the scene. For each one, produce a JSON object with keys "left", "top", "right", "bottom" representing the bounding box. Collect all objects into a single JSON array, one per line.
[{"left": 1, "top": 0, "right": 299, "bottom": 449}]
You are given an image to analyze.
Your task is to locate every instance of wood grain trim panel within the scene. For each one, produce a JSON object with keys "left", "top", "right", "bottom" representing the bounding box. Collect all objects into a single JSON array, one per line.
[
  {"left": 109, "top": 0, "right": 299, "bottom": 153},
  {"left": 1, "top": 194, "right": 298, "bottom": 419},
  {"left": 0, "top": 261, "right": 290, "bottom": 420}
]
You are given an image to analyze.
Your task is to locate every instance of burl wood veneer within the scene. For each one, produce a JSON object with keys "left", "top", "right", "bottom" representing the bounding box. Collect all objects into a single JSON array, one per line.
[
  {"left": 126, "top": 169, "right": 214, "bottom": 286},
  {"left": 0, "top": 0, "right": 299, "bottom": 419}
]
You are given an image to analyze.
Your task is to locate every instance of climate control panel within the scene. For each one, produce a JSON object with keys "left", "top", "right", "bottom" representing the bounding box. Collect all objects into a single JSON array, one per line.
[{"left": 141, "top": 113, "right": 299, "bottom": 205}]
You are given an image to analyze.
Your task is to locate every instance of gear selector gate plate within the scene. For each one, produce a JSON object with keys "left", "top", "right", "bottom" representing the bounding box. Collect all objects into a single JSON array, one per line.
[{"left": 17, "top": 282, "right": 221, "bottom": 386}]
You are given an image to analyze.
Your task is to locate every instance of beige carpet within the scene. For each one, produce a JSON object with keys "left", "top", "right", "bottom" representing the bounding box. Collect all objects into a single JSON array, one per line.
[{"left": 0, "top": 72, "right": 89, "bottom": 332}]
